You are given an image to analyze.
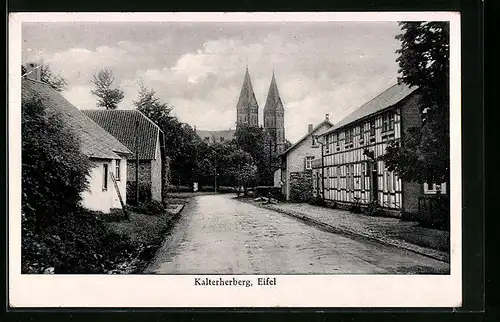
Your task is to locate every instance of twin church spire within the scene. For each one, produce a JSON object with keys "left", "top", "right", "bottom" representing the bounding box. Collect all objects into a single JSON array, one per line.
[{"left": 236, "top": 67, "right": 286, "bottom": 155}]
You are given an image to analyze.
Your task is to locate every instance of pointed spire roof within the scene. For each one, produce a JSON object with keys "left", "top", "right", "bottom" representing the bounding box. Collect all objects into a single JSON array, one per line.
[
  {"left": 236, "top": 67, "right": 259, "bottom": 110},
  {"left": 264, "top": 71, "right": 283, "bottom": 111}
]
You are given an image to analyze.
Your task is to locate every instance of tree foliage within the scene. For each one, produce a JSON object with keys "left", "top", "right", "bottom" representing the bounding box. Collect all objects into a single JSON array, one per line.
[
  {"left": 22, "top": 63, "right": 68, "bottom": 92},
  {"left": 22, "top": 96, "right": 91, "bottom": 230},
  {"left": 133, "top": 80, "right": 172, "bottom": 122},
  {"left": 90, "top": 69, "right": 125, "bottom": 110},
  {"left": 133, "top": 82, "right": 201, "bottom": 186},
  {"left": 234, "top": 125, "right": 275, "bottom": 185},
  {"left": 382, "top": 21, "right": 450, "bottom": 185}
]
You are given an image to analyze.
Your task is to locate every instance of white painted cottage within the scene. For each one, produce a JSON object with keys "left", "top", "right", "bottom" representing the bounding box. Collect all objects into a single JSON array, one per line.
[{"left": 22, "top": 76, "right": 133, "bottom": 213}]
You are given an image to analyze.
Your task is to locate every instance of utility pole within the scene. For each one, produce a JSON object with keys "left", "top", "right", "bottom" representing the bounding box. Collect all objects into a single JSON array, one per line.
[
  {"left": 213, "top": 151, "right": 217, "bottom": 193},
  {"left": 135, "top": 120, "right": 140, "bottom": 205}
]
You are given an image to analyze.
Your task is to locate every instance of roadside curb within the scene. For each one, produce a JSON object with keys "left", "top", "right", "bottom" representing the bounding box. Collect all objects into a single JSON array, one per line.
[{"left": 243, "top": 199, "right": 449, "bottom": 263}]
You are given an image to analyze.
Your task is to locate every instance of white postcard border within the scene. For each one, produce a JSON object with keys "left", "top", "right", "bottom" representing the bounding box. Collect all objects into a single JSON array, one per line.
[{"left": 8, "top": 12, "right": 462, "bottom": 308}]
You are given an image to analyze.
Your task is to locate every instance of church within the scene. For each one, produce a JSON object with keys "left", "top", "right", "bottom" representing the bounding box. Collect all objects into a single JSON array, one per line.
[{"left": 196, "top": 67, "right": 286, "bottom": 155}]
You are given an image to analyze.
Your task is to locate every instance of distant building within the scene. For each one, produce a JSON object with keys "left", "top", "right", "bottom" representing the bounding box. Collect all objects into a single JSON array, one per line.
[
  {"left": 83, "top": 110, "right": 168, "bottom": 203},
  {"left": 279, "top": 115, "right": 333, "bottom": 201},
  {"left": 312, "top": 81, "right": 424, "bottom": 217},
  {"left": 236, "top": 67, "right": 260, "bottom": 129},
  {"left": 195, "top": 129, "right": 236, "bottom": 145},
  {"left": 195, "top": 67, "right": 287, "bottom": 160},
  {"left": 263, "top": 72, "right": 286, "bottom": 156},
  {"left": 22, "top": 74, "right": 133, "bottom": 214}
]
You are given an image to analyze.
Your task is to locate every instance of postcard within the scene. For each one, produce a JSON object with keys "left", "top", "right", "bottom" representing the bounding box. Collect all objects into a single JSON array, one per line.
[{"left": 8, "top": 11, "right": 461, "bottom": 308}]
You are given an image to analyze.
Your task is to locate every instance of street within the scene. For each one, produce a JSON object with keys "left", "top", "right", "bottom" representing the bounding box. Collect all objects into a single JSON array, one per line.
[{"left": 145, "top": 194, "right": 449, "bottom": 274}]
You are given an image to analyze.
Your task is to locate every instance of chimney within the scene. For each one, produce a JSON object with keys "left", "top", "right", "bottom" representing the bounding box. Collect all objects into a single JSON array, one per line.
[
  {"left": 325, "top": 113, "right": 330, "bottom": 120},
  {"left": 23, "top": 62, "right": 41, "bottom": 81},
  {"left": 308, "top": 124, "right": 314, "bottom": 133}
]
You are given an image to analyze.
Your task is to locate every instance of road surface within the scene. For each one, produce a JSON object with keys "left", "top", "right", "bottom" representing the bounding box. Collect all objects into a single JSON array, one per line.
[{"left": 145, "top": 194, "right": 449, "bottom": 274}]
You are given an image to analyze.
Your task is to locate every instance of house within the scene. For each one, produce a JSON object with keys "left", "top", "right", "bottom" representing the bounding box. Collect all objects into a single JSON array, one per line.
[
  {"left": 83, "top": 110, "right": 168, "bottom": 203},
  {"left": 279, "top": 114, "right": 333, "bottom": 201},
  {"left": 312, "top": 80, "right": 427, "bottom": 217},
  {"left": 22, "top": 77, "right": 133, "bottom": 214}
]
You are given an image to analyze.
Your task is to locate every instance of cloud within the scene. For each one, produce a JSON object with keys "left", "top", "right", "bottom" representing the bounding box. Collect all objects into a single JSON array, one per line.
[{"left": 22, "top": 22, "right": 402, "bottom": 142}]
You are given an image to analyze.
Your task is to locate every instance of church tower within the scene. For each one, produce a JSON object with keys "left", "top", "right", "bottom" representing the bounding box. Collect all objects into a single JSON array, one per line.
[
  {"left": 263, "top": 71, "right": 286, "bottom": 155},
  {"left": 236, "top": 67, "right": 259, "bottom": 129}
]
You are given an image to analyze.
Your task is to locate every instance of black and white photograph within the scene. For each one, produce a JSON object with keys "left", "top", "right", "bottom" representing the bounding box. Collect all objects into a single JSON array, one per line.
[{"left": 9, "top": 12, "right": 461, "bottom": 307}]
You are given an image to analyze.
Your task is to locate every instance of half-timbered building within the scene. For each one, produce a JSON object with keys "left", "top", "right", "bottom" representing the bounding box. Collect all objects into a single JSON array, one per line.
[{"left": 312, "top": 81, "right": 424, "bottom": 217}]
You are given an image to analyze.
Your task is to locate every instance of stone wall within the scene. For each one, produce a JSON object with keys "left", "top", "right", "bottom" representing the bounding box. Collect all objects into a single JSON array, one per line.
[
  {"left": 289, "top": 171, "right": 313, "bottom": 202},
  {"left": 126, "top": 160, "right": 151, "bottom": 184}
]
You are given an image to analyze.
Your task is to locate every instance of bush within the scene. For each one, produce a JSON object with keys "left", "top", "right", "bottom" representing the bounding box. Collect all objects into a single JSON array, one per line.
[
  {"left": 126, "top": 181, "right": 152, "bottom": 205},
  {"left": 22, "top": 208, "right": 136, "bottom": 274},
  {"left": 127, "top": 200, "right": 166, "bottom": 216},
  {"left": 22, "top": 96, "right": 91, "bottom": 231}
]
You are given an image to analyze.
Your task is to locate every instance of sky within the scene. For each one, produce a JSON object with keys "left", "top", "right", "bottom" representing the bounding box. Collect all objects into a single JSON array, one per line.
[{"left": 22, "top": 21, "right": 403, "bottom": 142}]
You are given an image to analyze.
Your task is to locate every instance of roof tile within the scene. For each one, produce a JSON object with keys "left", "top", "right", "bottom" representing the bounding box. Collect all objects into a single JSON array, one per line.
[{"left": 83, "top": 109, "right": 161, "bottom": 160}]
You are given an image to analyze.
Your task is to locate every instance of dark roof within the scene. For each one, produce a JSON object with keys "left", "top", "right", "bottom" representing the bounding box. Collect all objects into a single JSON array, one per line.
[
  {"left": 82, "top": 110, "right": 162, "bottom": 160},
  {"left": 280, "top": 119, "right": 333, "bottom": 156},
  {"left": 322, "top": 82, "right": 418, "bottom": 136},
  {"left": 196, "top": 129, "right": 236, "bottom": 143},
  {"left": 22, "top": 78, "right": 132, "bottom": 159},
  {"left": 236, "top": 67, "right": 259, "bottom": 110}
]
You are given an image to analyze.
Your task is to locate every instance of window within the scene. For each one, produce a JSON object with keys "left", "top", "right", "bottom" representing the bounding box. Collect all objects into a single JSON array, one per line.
[
  {"left": 382, "top": 113, "right": 395, "bottom": 132},
  {"left": 424, "top": 182, "right": 447, "bottom": 194},
  {"left": 389, "top": 114, "right": 395, "bottom": 131},
  {"left": 370, "top": 119, "right": 376, "bottom": 136},
  {"left": 220, "top": 136, "right": 225, "bottom": 142},
  {"left": 115, "top": 160, "right": 121, "bottom": 181},
  {"left": 312, "top": 135, "right": 320, "bottom": 147},
  {"left": 305, "top": 156, "right": 315, "bottom": 170},
  {"left": 345, "top": 128, "right": 353, "bottom": 145},
  {"left": 103, "top": 164, "right": 108, "bottom": 191},
  {"left": 387, "top": 171, "right": 393, "bottom": 192}
]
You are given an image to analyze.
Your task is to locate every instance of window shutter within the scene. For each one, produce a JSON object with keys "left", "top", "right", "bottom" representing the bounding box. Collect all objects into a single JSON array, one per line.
[{"left": 304, "top": 157, "right": 307, "bottom": 171}]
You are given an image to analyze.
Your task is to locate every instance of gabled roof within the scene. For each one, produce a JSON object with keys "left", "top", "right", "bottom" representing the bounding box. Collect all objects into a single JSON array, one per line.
[
  {"left": 82, "top": 109, "right": 162, "bottom": 160},
  {"left": 280, "top": 119, "right": 333, "bottom": 156},
  {"left": 22, "top": 78, "right": 132, "bottom": 159},
  {"left": 236, "top": 67, "right": 259, "bottom": 110},
  {"left": 196, "top": 129, "right": 236, "bottom": 143},
  {"left": 322, "top": 82, "right": 418, "bottom": 136},
  {"left": 264, "top": 72, "right": 284, "bottom": 112}
]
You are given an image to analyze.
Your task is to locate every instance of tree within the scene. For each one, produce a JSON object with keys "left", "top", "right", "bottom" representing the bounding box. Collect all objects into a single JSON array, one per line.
[
  {"left": 22, "top": 96, "right": 91, "bottom": 230},
  {"left": 133, "top": 80, "right": 172, "bottom": 122},
  {"left": 233, "top": 125, "right": 270, "bottom": 185},
  {"left": 133, "top": 82, "right": 201, "bottom": 187},
  {"left": 226, "top": 149, "right": 257, "bottom": 196},
  {"left": 21, "top": 63, "right": 68, "bottom": 92},
  {"left": 90, "top": 69, "right": 125, "bottom": 110},
  {"left": 382, "top": 21, "right": 450, "bottom": 185}
]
